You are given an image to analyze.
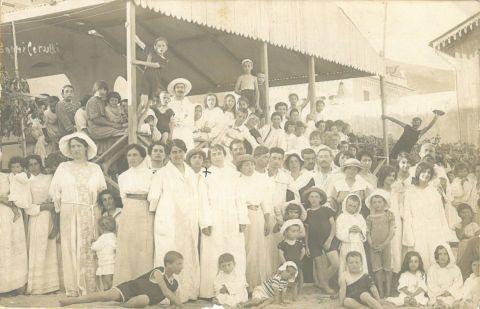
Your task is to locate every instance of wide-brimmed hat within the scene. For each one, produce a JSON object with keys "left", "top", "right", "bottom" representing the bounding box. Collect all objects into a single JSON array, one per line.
[
  {"left": 167, "top": 78, "right": 192, "bottom": 96},
  {"left": 234, "top": 154, "right": 254, "bottom": 169},
  {"left": 341, "top": 158, "right": 363, "bottom": 172},
  {"left": 59, "top": 132, "right": 97, "bottom": 160},
  {"left": 279, "top": 218, "right": 304, "bottom": 235},
  {"left": 301, "top": 187, "right": 327, "bottom": 205},
  {"left": 365, "top": 189, "right": 390, "bottom": 209}
]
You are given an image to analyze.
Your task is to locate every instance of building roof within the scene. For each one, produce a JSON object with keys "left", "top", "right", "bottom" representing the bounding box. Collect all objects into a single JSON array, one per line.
[{"left": 430, "top": 11, "right": 480, "bottom": 51}]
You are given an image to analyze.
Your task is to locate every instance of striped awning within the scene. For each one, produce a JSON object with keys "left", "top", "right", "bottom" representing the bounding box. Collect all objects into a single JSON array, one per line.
[{"left": 134, "top": 0, "right": 385, "bottom": 76}]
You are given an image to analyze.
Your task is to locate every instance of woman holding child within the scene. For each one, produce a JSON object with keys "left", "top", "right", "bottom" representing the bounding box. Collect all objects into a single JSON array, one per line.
[
  {"left": 114, "top": 144, "right": 154, "bottom": 285},
  {"left": 50, "top": 132, "right": 106, "bottom": 296}
]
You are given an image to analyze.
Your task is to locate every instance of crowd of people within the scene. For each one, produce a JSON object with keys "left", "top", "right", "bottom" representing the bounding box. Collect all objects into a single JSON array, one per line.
[{"left": 1, "top": 36, "right": 480, "bottom": 309}]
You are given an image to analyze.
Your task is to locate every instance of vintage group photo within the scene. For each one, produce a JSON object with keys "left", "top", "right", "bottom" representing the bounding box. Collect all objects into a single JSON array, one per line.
[{"left": 0, "top": 0, "right": 480, "bottom": 308}]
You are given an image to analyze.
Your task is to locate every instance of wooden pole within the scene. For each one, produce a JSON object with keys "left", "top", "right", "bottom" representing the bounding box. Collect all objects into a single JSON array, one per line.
[
  {"left": 12, "top": 21, "right": 27, "bottom": 156},
  {"left": 126, "top": 1, "right": 137, "bottom": 144},
  {"left": 308, "top": 56, "right": 316, "bottom": 116},
  {"left": 260, "top": 42, "right": 270, "bottom": 124},
  {"left": 380, "top": 1, "right": 389, "bottom": 163}
]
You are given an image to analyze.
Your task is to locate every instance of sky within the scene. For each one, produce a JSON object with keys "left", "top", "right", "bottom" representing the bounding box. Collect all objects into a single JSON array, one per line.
[{"left": 337, "top": 1, "right": 480, "bottom": 69}]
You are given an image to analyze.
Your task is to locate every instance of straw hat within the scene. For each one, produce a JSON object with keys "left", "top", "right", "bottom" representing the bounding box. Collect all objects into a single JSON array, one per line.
[
  {"left": 59, "top": 132, "right": 97, "bottom": 160},
  {"left": 167, "top": 78, "right": 192, "bottom": 96},
  {"left": 365, "top": 189, "right": 390, "bottom": 209},
  {"left": 279, "top": 219, "right": 304, "bottom": 235},
  {"left": 301, "top": 187, "right": 327, "bottom": 205},
  {"left": 234, "top": 154, "right": 254, "bottom": 169},
  {"left": 341, "top": 158, "right": 363, "bottom": 172},
  {"left": 241, "top": 58, "right": 253, "bottom": 65}
]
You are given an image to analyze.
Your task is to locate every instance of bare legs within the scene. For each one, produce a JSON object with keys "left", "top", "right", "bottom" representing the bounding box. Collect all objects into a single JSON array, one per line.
[
  {"left": 373, "top": 270, "right": 392, "bottom": 298},
  {"left": 59, "top": 289, "right": 122, "bottom": 306},
  {"left": 314, "top": 252, "right": 338, "bottom": 294}
]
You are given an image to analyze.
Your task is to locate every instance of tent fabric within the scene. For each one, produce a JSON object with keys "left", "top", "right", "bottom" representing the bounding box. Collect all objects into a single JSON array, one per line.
[{"left": 134, "top": 0, "right": 385, "bottom": 76}]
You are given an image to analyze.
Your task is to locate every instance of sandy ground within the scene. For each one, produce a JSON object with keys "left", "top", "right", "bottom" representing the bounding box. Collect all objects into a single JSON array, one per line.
[{"left": 0, "top": 285, "right": 424, "bottom": 309}]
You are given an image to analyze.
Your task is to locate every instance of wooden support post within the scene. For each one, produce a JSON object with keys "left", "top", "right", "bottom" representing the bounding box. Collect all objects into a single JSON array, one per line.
[
  {"left": 308, "top": 56, "right": 316, "bottom": 116},
  {"left": 260, "top": 42, "right": 270, "bottom": 124},
  {"left": 126, "top": 1, "right": 137, "bottom": 144},
  {"left": 380, "top": 76, "right": 389, "bottom": 163},
  {"left": 12, "top": 21, "right": 27, "bottom": 156}
]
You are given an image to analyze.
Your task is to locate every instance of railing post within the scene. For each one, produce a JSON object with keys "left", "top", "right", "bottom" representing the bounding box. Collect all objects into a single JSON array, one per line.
[
  {"left": 308, "top": 55, "right": 316, "bottom": 116},
  {"left": 260, "top": 42, "right": 270, "bottom": 124}
]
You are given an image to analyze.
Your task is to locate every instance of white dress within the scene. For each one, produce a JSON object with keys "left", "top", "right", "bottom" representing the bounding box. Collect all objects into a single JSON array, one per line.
[
  {"left": 149, "top": 161, "right": 211, "bottom": 302},
  {"left": 26, "top": 173, "right": 60, "bottom": 294},
  {"left": 259, "top": 125, "right": 287, "bottom": 150},
  {"left": 235, "top": 172, "right": 272, "bottom": 292},
  {"left": 0, "top": 173, "right": 28, "bottom": 293},
  {"left": 114, "top": 165, "right": 154, "bottom": 285},
  {"left": 427, "top": 262, "right": 463, "bottom": 306},
  {"left": 91, "top": 232, "right": 116, "bottom": 276},
  {"left": 459, "top": 273, "right": 480, "bottom": 303},
  {"left": 386, "top": 271, "right": 429, "bottom": 306},
  {"left": 402, "top": 185, "right": 456, "bottom": 268},
  {"left": 214, "top": 270, "right": 248, "bottom": 307},
  {"left": 336, "top": 193, "right": 368, "bottom": 273},
  {"left": 200, "top": 165, "right": 249, "bottom": 298}
]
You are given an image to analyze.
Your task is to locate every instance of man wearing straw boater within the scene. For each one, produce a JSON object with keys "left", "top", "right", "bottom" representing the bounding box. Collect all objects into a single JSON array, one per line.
[{"left": 167, "top": 78, "right": 195, "bottom": 150}]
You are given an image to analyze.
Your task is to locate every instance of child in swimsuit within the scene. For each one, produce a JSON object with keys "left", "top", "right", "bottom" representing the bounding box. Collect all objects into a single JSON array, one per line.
[
  {"left": 339, "top": 251, "right": 382, "bottom": 309},
  {"left": 235, "top": 59, "right": 259, "bottom": 111},
  {"left": 59, "top": 251, "right": 183, "bottom": 308}
]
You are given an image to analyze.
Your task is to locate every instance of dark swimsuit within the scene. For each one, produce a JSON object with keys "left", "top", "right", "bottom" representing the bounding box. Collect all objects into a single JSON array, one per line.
[
  {"left": 115, "top": 266, "right": 178, "bottom": 305},
  {"left": 346, "top": 273, "right": 374, "bottom": 303}
]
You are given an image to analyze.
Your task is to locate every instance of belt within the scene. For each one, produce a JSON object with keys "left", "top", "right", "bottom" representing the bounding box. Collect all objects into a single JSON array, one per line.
[
  {"left": 247, "top": 204, "right": 260, "bottom": 211},
  {"left": 126, "top": 193, "right": 148, "bottom": 200}
]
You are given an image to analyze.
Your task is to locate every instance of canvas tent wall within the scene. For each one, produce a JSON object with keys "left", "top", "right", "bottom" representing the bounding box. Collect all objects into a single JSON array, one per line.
[{"left": 1, "top": 0, "right": 384, "bottom": 98}]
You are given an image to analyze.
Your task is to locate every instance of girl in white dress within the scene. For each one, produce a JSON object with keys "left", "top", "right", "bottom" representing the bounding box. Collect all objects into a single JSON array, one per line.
[
  {"left": 386, "top": 251, "right": 429, "bottom": 306},
  {"left": 427, "top": 245, "right": 463, "bottom": 307},
  {"left": 336, "top": 193, "right": 368, "bottom": 273}
]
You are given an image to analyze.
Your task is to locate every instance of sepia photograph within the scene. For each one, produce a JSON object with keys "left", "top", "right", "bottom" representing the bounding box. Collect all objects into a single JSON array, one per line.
[{"left": 0, "top": 0, "right": 479, "bottom": 308}]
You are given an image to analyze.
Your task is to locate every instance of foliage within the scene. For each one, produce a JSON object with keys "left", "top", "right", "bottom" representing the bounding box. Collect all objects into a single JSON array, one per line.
[{"left": 0, "top": 66, "right": 35, "bottom": 138}]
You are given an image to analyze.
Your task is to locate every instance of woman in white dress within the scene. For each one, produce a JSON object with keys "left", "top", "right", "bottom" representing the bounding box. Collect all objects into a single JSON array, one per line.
[
  {"left": 50, "top": 132, "right": 106, "bottom": 296},
  {"left": 114, "top": 144, "right": 154, "bottom": 285},
  {"left": 202, "top": 93, "right": 224, "bottom": 144},
  {"left": 403, "top": 162, "right": 456, "bottom": 268},
  {"left": 199, "top": 144, "right": 248, "bottom": 299},
  {"left": 25, "top": 155, "right": 60, "bottom": 294},
  {"left": 234, "top": 154, "right": 272, "bottom": 292},
  {"left": 148, "top": 139, "right": 211, "bottom": 303},
  {"left": 0, "top": 150, "right": 28, "bottom": 294}
]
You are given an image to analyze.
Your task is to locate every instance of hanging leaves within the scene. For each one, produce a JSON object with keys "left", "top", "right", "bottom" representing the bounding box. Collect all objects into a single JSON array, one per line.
[{"left": 0, "top": 66, "right": 36, "bottom": 138}]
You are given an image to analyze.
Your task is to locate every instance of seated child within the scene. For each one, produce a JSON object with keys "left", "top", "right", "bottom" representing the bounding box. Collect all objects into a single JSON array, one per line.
[
  {"left": 309, "top": 130, "right": 324, "bottom": 154},
  {"left": 336, "top": 194, "right": 368, "bottom": 274},
  {"left": 428, "top": 245, "right": 463, "bottom": 308},
  {"left": 284, "top": 121, "right": 297, "bottom": 152},
  {"left": 365, "top": 190, "right": 396, "bottom": 298},
  {"left": 59, "top": 251, "right": 183, "bottom": 308},
  {"left": 455, "top": 203, "right": 480, "bottom": 261},
  {"left": 453, "top": 259, "right": 480, "bottom": 309},
  {"left": 105, "top": 92, "right": 127, "bottom": 126},
  {"left": 386, "top": 251, "right": 429, "bottom": 306},
  {"left": 213, "top": 253, "right": 248, "bottom": 307},
  {"left": 278, "top": 219, "right": 305, "bottom": 299},
  {"left": 138, "top": 113, "right": 162, "bottom": 142},
  {"left": 339, "top": 251, "right": 382, "bottom": 309},
  {"left": 239, "top": 261, "right": 298, "bottom": 308},
  {"left": 91, "top": 216, "right": 117, "bottom": 290}
]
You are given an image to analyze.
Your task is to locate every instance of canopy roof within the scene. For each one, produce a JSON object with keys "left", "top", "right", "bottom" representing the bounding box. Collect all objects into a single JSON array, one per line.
[
  {"left": 1, "top": 0, "right": 384, "bottom": 96},
  {"left": 430, "top": 11, "right": 480, "bottom": 55}
]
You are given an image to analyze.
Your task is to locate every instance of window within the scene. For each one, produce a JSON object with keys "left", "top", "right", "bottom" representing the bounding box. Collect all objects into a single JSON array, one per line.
[{"left": 363, "top": 90, "right": 370, "bottom": 101}]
